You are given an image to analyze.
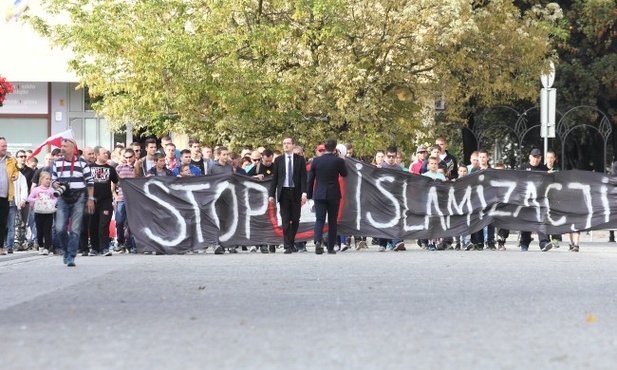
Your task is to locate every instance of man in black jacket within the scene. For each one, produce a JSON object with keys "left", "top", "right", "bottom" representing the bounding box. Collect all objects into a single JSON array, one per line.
[
  {"left": 519, "top": 148, "right": 554, "bottom": 251},
  {"left": 269, "top": 137, "right": 307, "bottom": 254},
  {"left": 307, "top": 138, "right": 348, "bottom": 254}
]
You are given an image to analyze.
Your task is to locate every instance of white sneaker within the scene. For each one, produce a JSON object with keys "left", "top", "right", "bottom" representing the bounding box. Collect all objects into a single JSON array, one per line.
[
  {"left": 249, "top": 246, "right": 257, "bottom": 253},
  {"left": 378, "top": 246, "right": 386, "bottom": 252},
  {"left": 42, "top": 248, "right": 49, "bottom": 255},
  {"left": 356, "top": 241, "right": 367, "bottom": 250}
]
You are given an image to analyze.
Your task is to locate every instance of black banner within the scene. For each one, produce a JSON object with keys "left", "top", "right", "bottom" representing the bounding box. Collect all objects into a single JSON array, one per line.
[{"left": 121, "top": 159, "right": 617, "bottom": 254}]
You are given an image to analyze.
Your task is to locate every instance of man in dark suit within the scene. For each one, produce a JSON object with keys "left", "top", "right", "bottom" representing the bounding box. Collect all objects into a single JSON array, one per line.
[
  {"left": 269, "top": 136, "right": 308, "bottom": 254},
  {"left": 307, "top": 138, "right": 348, "bottom": 254}
]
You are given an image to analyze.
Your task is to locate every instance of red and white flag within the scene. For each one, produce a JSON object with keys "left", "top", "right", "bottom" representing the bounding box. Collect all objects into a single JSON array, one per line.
[{"left": 28, "top": 129, "right": 78, "bottom": 159}]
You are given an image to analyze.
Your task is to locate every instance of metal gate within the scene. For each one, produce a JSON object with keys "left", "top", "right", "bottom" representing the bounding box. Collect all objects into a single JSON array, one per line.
[{"left": 461, "top": 105, "right": 612, "bottom": 171}]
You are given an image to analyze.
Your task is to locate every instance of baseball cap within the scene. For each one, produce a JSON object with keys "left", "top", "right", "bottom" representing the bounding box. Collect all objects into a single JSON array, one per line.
[
  {"left": 530, "top": 148, "right": 542, "bottom": 157},
  {"left": 316, "top": 144, "right": 325, "bottom": 151},
  {"left": 417, "top": 145, "right": 428, "bottom": 153}
]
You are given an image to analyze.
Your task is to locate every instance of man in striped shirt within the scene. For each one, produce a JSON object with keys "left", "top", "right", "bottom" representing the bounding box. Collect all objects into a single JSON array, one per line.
[{"left": 51, "top": 138, "right": 95, "bottom": 267}]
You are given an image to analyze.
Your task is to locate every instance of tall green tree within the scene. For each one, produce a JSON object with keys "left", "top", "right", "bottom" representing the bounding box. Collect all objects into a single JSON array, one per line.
[
  {"left": 555, "top": 0, "right": 616, "bottom": 170},
  {"left": 27, "top": 0, "right": 561, "bottom": 154}
]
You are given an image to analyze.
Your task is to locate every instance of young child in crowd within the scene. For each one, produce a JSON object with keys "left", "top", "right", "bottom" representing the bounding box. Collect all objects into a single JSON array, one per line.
[
  {"left": 179, "top": 164, "right": 193, "bottom": 177},
  {"left": 423, "top": 156, "right": 447, "bottom": 181},
  {"left": 27, "top": 172, "right": 57, "bottom": 255}
]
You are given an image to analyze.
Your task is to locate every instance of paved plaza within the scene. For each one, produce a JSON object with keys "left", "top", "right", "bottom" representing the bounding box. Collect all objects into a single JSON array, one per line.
[{"left": 2, "top": 234, "right": 617, "bottom": 370}]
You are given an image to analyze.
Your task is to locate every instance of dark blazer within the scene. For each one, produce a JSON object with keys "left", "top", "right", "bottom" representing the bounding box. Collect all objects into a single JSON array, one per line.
[
  {"left": 307, "top": 153, "right": 348, "bottom": 200},
  {"left": 269, "top": 153, "right": 307, "bottom": 201}
]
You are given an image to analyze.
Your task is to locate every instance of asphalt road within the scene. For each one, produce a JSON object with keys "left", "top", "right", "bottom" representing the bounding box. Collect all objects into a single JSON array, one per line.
[{"left": 2, "top": 238, "right": 617, "bottom": 370}]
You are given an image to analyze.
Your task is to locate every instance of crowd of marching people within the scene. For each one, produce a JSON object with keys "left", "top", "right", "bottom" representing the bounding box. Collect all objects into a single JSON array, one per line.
[{"left": 0, "top": 133, "right": 582, "bottom": 265}]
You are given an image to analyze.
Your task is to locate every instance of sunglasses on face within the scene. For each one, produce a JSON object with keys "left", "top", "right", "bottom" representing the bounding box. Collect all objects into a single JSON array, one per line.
[
  {"left": 252, "top": 158, "right": 261, "bottom": 162},
  {"left": 387, "top": 155, "right": 396, "bottom": 158},
  {"left": 17, "top": 155, "right": 27, "bottom": 158},
  {"left": 124, "top": 156, "right": 134, "bottom": 159}
]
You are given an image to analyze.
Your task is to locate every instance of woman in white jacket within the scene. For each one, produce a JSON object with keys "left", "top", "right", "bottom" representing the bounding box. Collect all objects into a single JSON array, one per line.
[{"left": 6, "top": 172, "right": 28, "bottom": 253}]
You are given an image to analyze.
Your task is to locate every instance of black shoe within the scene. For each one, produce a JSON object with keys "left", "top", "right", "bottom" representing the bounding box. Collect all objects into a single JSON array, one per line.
[
  {"left": 214, "top": 246, "right": 225, "bottom": 254},
  {"left": 268, "top": 245, "right": 276, "bottom": 253},
  {"left": 228, "top": 247, "right": 238, "bottom": 254},
  {"left": 284, "top": 248, "right": 293, "bottom": 254},
  {"left": 260, "top": 246, "right": 269, "bottom": 253},
  {"left": 315, "top": 242, "right": 324, "bottom": 255},
  {"left": 327, "top": 249, "right": 336, "bottom": 254}
]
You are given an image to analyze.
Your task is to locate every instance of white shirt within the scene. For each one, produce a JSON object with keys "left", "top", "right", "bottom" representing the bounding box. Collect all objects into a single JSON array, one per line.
[{"left": 284, "top": 154, "right": 294, "bottom": 187}]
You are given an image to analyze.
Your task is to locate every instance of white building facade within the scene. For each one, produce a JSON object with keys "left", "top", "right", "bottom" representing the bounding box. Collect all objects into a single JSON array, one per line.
[{"left": 1, "top": 0, "right": 128, "bottom": 159}]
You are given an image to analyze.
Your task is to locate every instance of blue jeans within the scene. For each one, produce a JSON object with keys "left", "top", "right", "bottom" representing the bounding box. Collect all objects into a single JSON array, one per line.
[
  {"left": 55, "top": 193, "right": 86, "bottom": 258},
  {"left": 28, "top": 208, "right": 37, "bottom": 245},
  {"left": 115, "top": 201, "right": 135, "bottom": 250},
  {"left": 6, "top": 204, "right": 17, "bottom": 250}
]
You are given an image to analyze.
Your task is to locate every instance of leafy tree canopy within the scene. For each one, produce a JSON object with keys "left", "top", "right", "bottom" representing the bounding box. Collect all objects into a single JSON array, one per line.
[{"left": 27, "top": 0, "right": 562, "bottom": 155}]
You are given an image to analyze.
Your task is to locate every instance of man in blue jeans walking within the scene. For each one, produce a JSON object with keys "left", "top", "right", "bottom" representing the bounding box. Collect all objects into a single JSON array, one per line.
[{"left": 52, "top": 138, "right": 95, "bottom": 266}]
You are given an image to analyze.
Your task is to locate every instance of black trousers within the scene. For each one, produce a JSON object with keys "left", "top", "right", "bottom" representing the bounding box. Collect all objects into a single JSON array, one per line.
[
  {"left": 0, "top": 197, "right": 8, "bottom": 247},
  {"left": 35, "top": 213, "right": 54, "bottom": 250},
  {"left": 279, "top": 188, "right": 301, "bottom": 250},
  {"left": 89, "top": 199, "right": 114, "bottom": 253},
  {"left": 80, "top": 212, "right": 91, "bottom": 253},
  {"left": 313, "top": 198, "right": 341, "bottom": 250}
]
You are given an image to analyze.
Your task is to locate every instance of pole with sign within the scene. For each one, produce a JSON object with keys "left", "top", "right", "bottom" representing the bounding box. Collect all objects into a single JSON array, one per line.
[{"left": 541, "top": 61, "right": 556, "bottom": 161}]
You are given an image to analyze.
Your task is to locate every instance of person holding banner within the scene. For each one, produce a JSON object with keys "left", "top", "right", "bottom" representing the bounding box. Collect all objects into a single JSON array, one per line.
[
  {"left": 519, "top": 148, "right": 555, "bottom": 252},
  {"left": 545, "top": 150, "right": 563, "bottom": 248},
  {"left": 307, "top": 138, "right": 348, "bottom": 255},
  {"left": 377, "top": 146, "right": 407, "bottom": 252},
  {"left": 269, "top": 136, "right": 307, "bottom": 254},
  {"left": 249, "top": 149, "right": 277, "bottom": 253}
]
